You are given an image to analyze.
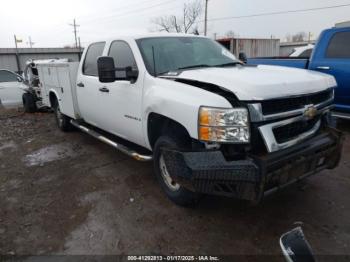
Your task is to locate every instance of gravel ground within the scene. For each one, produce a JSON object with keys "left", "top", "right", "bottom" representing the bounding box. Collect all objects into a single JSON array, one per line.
[{"left": 0, "top": 108, "right": 349, "bottom": 260}]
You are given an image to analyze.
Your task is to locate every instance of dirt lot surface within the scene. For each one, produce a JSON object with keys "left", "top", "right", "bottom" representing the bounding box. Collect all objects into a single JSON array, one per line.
[{"left": 0, "top": 108, "right": 349, "bottom": 259}]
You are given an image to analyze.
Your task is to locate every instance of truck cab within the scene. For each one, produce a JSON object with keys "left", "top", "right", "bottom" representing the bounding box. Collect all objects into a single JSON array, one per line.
[
  {"left": 309, "top": 27, "right": 350, "bottom": 117},
  {"left": 248, "top": 25, "right": 350, "bottom": 119},
  {"left": 32, "top": 34, "right": 343, "bottom": 207}
]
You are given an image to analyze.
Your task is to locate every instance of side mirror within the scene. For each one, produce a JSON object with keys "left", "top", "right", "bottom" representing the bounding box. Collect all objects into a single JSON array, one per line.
[
  {"left": 239, "top": 52, "right": 248, "bottom": 64},
  {"left": 97, "top": 56, "right": 116, "bottom": 83},
  {"left": 280, "top": 227, "right": 315, "bottom": 262},
  {"left": 98, "top": 56, "right": 139, "bottom": 83}
]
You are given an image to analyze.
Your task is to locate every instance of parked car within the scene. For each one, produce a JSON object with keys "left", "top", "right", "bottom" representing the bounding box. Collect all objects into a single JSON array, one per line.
[
  {"left": 248, "top": 24, "right": 350, "bottom": 119},
  {"left": 23, "top": 34, "right": 343, "bottom": 206},
  {"left": 289, "top": 44, "right": 314, "bottom": 58},
  {"left": 0, "top": 69, "right": 26, "bottom": 108}
]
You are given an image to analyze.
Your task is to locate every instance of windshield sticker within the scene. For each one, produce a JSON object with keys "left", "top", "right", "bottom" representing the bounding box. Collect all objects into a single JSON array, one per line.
[{"left": 222, "top": 49, "right": 236, "bottom": 59}]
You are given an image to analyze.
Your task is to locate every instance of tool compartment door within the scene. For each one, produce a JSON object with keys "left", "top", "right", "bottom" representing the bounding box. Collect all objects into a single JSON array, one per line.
[{"left": 56, "top": 64, "right": 76, "bottom": 118}]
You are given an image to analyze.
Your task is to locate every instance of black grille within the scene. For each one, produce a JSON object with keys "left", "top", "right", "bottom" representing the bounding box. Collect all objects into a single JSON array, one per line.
[
  {"left": 261, "top": 90, "right": 332, "bottom": 115},
  {"left": 273, "top": 118, "right": 320, "bottom": 144}
]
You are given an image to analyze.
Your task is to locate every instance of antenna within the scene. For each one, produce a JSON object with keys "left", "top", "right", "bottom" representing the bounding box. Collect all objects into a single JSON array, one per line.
[{"left": 152, "top": 46, "right": 157, "bottom": 76}]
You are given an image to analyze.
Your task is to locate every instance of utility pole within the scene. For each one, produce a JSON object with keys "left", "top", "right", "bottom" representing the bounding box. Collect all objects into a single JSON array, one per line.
[
  {"left": 27, "top": 36, "right": 35, "bottom": 48},
  {"left": 308, "top": 32, "right": 313, "bottom": 43},
  {"left": 204, "top": 0, "right": 209, "bottom": 36},
  {"left": 13, "top": 35, "right": 21, "bottom": 73},
  {"left": 69, "top": 19, "right": 80, "bottom": 48}
]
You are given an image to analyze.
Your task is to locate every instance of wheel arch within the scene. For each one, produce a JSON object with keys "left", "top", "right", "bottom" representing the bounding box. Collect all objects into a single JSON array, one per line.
[
  {"left": 48, "top": 90, "right": 60, "bottom": 108},
  {"left": 147, "top": 112, "right": 192, "bottom": 150}
]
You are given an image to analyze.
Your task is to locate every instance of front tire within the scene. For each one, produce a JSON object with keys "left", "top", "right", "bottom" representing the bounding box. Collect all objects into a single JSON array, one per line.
[
  {"left": 153, "top": 136, "right": 201, "bottom": 207},
  {"left": 53, "top": 100, "right": 72, "bottom": 132}
]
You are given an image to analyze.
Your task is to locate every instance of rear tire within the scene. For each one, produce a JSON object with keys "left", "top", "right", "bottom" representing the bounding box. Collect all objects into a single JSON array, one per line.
[
  {"left": 153, "top": 136, "right": 201, "bottom": 207},
  {"left": 53, "top": 100, "right": 72, "bottom": 132},
  {"left": 22, "top": 92, "right": 37, "bottom": 113}
]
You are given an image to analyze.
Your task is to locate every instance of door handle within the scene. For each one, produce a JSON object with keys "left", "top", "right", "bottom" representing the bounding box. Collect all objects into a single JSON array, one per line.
[
  {"left": 316, "top": 66, "right": 330, "bottom": 70},
  {"left": 77, "top": 82, "right": 85, "bottom": 87},
  {"left": 99, "top": 87, "right": 110, "bottom": 93}
]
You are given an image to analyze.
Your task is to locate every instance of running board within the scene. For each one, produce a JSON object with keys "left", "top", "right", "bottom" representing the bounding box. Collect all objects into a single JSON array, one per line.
[
  {"left": 332, "top": 111, "right": 350, "bottom": 120},
  {"left": 70, "top": 120, "right": 153, "bottom": 162}
]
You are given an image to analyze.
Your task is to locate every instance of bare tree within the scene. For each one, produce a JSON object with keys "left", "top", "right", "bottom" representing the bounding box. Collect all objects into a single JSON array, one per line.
[
  {"left": 285, "top": 32, "right": 307, "bottom": 42},
  {"left": 292, "top": 32, "right": 307, "bottom": 42},
  {"left": 224, "top": 30, "right": 236, "bottom": 38},
  {"left": 151, "top": 0, "right": 202, "bottom": 34}
]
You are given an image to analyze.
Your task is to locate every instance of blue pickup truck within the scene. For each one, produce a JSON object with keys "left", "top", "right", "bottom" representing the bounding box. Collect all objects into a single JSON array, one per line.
[{"left": 248, "top": 25, "right": 350, "bottom": 119}]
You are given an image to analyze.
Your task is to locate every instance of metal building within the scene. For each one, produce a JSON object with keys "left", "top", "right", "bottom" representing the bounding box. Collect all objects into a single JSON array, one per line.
[
  {"left": 217, "top": 38, "right": 280, "bottom": 58},
  {"left": 0, "top": 48, "right": 82, "bottom": 73}
]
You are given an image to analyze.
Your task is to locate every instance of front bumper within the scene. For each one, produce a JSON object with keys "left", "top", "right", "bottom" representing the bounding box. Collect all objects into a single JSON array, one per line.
[{"left": 162, "top": 128, "right": 343, "bottom": 202}]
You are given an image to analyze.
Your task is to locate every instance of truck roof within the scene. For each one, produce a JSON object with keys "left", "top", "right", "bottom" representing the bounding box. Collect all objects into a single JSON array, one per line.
[{"left": 89, "top": 33, "right": 208, "bottom": 45}]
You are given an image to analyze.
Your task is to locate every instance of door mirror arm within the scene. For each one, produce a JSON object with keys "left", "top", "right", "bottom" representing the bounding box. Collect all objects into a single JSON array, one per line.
[
  {"left": 239, "top": 52, "right": 248, "bottom": 64},
  {"left": 125, "top": 66, "right": 139, "bottom": 84}
]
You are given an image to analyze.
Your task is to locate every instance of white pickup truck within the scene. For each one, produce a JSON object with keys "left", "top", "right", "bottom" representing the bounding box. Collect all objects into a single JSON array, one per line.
[{"left": 24, "top": 33, "right": 343, "bottom": 206}]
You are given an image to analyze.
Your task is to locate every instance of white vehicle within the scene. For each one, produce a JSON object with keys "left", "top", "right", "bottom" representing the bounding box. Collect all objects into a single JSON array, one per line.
[
  {"left": 289, "top": 44, "right": 314, "bottom": 58},
  {"left": 26, "top": 34, "right": 343, "bottom": 206},
  {"left": 0, "top": 69, "right": 26, "bottom": 108}
]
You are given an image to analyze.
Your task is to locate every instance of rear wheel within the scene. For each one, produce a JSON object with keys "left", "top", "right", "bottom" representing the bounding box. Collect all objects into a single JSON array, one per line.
[
  {"left": 22, "top": 92, "right": 37, "bottom": 113},
  {"left": 53, "top": 100, "right": 72, "bottom": 132},
  {"left": 153, "top": 136, "right": 201, "bottom": 207}
]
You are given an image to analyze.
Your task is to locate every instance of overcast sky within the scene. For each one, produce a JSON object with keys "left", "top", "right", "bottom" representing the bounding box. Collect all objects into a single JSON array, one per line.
[{"left": 0, "top": 0, "right": 349, "bottom": 48}]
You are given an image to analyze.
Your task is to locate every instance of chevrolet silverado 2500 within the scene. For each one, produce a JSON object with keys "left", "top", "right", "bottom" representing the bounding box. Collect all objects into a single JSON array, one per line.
[{"left": 29, "top": 34, "right": 343, "bottom": 206}]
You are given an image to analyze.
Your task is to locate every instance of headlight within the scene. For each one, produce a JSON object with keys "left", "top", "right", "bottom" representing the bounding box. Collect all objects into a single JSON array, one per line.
[{"left": 198, "top": 107, "right": 250, "bottom": 143}]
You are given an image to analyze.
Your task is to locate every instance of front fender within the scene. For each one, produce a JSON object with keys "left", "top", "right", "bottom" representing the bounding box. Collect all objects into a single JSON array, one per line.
[{"left": 142, "top": 77, "right": 232, "bottom": 148}]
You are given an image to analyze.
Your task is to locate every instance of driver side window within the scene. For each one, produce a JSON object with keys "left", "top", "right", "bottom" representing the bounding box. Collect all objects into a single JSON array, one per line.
[
  {"left": 0, "top": 70, "right": 18, "bottom": 83},
  {"left": 108, "top": 41, "right": 137, "bottom": 79}
]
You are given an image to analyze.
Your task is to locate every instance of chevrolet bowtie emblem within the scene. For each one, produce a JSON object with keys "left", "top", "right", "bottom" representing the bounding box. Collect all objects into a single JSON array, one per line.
[{"left": 304, "top": 106, "right": 318, "bottom": 120}]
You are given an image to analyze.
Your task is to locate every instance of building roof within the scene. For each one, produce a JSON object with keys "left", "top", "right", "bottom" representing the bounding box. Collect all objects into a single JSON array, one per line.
[{"left": 0, "top": 48, "right": 81, "bottom": 54}]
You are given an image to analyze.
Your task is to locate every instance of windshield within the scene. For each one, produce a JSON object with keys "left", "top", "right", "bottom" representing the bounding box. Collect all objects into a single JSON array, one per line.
[{"left": 136, "top": 37, "right": 239, "bottom": 76}]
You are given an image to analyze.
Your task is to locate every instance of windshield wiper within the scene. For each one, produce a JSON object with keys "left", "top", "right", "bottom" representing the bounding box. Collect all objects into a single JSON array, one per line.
[
  {"left": 157, "top": 62, "right": 240, "bottom": 76},
  {"left": 178, "top": 64, "right": 213, "bottom": 70},
  {"left": 215, "top": 62, "right": 242, "bottom": 67}
]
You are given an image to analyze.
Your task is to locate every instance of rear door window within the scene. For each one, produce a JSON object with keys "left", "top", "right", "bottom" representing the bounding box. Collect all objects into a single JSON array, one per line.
[
  {"left": 0, "top": 70, "right": 18, "bottom": 82},
  {"left": 326, "top": 32, "right": 350, "bottom": 58},
  {"left": 83, "top": 42, "right": 106, "bottom": 76}
]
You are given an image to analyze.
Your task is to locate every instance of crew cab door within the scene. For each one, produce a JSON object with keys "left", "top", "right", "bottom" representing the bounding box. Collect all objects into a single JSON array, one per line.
[
  {"left": 0, "top": 70, "right": 24, "bottom": 107},
  {"left": 98, "top": 40, "right": 144, "bottom": 145},
  {"left": 76, "top": 42, "right": 106, "bottom": 126},
  {"left": 309, "top": 29, "right": 350, "bottom": 111}
]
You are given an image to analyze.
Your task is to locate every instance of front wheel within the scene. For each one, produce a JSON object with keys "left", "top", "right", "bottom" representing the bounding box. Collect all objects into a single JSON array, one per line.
[
  {"left": 153, "top": 136, "right": 201, "bottom": 207},
  {"left": 53, "top": 100, "right": 72, "bottom": 132}
]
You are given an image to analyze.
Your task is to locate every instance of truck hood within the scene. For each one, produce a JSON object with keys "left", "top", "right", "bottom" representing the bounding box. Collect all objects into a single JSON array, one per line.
[{"left": 161, "top": 65, "right": 337, "bottom": 101}]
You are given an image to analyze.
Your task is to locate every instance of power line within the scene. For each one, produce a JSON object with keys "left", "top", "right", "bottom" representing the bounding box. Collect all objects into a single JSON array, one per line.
[
  {"left": 79, "top": 0, "right": 165, "bottom": 23},
  {"left": 81, "top": 0, "right": 176, "bottom": 25},
  {"left": 203, "top": 3, "right": 350, "bottom": 23}
]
